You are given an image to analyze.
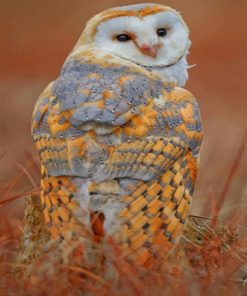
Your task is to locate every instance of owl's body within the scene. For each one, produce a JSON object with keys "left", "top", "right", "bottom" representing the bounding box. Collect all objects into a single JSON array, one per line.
[{"left": 32, "top": 3, "right": 202, "bottom": 267}]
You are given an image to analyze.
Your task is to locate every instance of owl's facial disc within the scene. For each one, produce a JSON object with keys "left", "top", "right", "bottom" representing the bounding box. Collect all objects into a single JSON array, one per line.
[{"left": 94, "top": 11, "right": 190, "bottom": 69}]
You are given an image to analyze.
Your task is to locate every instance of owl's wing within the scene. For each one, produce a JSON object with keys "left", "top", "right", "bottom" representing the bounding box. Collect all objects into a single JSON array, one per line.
[
  {"left": 98, "top": 86, "right": 202, "bottom": 182},
  {"left": 92, "top": 137, "right": 187, "bottom": 182},
  {"left": 32, "top": 61, "right": 201, "bottom": 181}
]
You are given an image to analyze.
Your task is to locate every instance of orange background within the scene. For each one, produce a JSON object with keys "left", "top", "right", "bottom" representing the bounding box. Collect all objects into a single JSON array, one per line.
[{"left": 0, "top": 0, "right": 246, "bottom": 220}]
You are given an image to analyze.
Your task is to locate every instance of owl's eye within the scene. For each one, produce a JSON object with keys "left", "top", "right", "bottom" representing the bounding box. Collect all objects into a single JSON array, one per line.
[
  {"left": 115, "top": 34, "right": 131, "bottom": 42},
  {"left": 157, "top": 28, "right": 167, "bottom": 37}
]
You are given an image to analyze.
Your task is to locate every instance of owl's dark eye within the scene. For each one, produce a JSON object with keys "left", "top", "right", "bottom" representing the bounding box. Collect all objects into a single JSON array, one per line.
[
  {"left": 157, "top": 28, "right": 167, "bottom": 37},
  {"left": 115, "top": 34, "right": 131, "bottom": 42}
]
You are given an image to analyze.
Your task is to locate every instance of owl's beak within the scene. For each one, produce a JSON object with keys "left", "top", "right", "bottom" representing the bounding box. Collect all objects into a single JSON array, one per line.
[{"left": 139, "top": 44, "right": 161, "bottom": 58}]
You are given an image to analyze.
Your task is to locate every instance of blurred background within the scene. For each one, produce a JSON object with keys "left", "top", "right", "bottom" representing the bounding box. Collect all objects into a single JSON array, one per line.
[{"left": 0, "top": 0, "right": 246, "bottom": 222}]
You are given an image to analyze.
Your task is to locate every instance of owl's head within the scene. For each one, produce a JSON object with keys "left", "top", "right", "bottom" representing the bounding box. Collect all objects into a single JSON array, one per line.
[{"left": 73, "top": 3, "right": 191, "bottom": 86}]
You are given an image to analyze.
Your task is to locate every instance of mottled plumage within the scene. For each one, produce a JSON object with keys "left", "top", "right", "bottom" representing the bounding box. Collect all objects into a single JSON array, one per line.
[{"left": 32, "top": 3, "right": 202, "bottom": 267}]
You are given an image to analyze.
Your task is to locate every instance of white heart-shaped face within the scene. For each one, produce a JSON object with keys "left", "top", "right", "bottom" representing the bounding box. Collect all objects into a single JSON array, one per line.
[
  {"left": 94, "top": 11, "right": 190, "bottom": 68},
  {"left": 71, "top": 4, "right": 192, "bottom": 86}
]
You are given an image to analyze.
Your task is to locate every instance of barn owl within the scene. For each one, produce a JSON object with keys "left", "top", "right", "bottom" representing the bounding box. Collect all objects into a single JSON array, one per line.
[{"left": 32, "top": 3, "right": 202, "bottom": 268}]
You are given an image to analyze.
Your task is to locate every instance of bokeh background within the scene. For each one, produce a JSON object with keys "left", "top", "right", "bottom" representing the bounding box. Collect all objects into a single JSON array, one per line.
[{"left": 0, "top": 0, "right": 246, "bottom": 223}]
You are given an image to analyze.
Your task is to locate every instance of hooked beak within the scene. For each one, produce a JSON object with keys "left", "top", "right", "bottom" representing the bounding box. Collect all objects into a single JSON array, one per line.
[{"left": 139, "top": 43, "right": 161, "bottom": 58}]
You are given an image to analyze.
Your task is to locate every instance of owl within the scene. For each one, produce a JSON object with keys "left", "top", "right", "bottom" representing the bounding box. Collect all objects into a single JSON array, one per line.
[{"left": 32, "top": 3, "right": 202, "bottom": 268}]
